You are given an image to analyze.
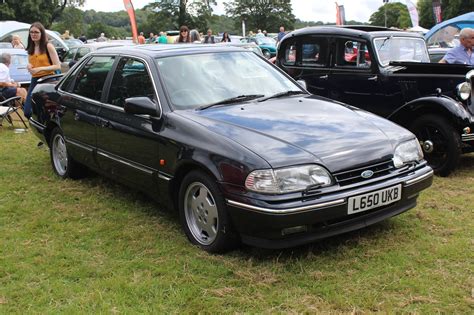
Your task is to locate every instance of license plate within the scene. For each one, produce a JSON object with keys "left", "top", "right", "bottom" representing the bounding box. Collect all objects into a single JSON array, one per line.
[{"left": 348, "top": 184, "right": 402, "bottom": 215}]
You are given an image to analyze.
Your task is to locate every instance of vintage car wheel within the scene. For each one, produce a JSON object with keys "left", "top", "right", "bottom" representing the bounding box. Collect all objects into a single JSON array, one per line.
[
  {"left": 411, "top": 114, "right": 461, "bottom": 176},
  {"left": 50, "top": 127, "right": 86, "bottom": 179},
  {"left": 178, "top": 170, "right": 238, "bottom": 253},
  {"left": 262, "top": 50, "right": 271, "bottom": 59}
]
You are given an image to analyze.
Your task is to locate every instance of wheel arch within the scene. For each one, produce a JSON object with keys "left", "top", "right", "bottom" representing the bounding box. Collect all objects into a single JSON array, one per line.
[{"left": 388, "top": 96, "right": 470, "bottom": 132}]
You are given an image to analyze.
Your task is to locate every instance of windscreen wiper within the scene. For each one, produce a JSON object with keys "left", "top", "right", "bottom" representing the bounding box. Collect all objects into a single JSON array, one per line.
[
  {"left": 198, "top": 94, "right": 264, "bottom": 110},
  {"left": 257, "top": 90, "right": 307, "bottom": 102}
]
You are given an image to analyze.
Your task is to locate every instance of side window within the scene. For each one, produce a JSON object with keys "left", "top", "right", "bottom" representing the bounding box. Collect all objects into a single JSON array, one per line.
[
  {"left": 337, "top": 39, "right": 372, "bottom": 68},
  {"left": 76, "top": 47, "right": 90, "bottom": 60},
  {"left": 70, "top": 56, "right": 115, "bottom": 101},
  {"left": 299, "top": 37, "right": 328, "bottom": 67},
  {"left": 283, "top": 43, "right": 297, "bottom": 65},
  {"left": 63, "top": 48, "right": 77, "bottom": 63},
  {"left": 107, "top": 57, "right": 154, "bottom": 108}
]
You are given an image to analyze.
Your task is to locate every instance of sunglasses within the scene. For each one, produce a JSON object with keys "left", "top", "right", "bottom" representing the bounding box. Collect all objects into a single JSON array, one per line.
[{"left": 180, "top": 30, "right": 188, "bottom": 33}]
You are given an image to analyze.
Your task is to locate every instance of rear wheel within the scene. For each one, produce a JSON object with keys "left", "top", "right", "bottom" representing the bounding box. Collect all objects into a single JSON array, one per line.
[
  {"left": 50, "top": 127, "right": 86, "bottom": 179},
  {"left": 262, "top": 50, "right": 271, "bottom": 59},
  {"left": 178, "top": 170, "right": 238, "bottom": 253},
  {"left": 411, "top": 114, "right": 461, "bottom": 176}
]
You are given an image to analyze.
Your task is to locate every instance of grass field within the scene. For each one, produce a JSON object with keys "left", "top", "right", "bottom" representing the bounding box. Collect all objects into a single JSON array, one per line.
[{"left": 1, "top": 128, "right": 473, "bottom": 313}]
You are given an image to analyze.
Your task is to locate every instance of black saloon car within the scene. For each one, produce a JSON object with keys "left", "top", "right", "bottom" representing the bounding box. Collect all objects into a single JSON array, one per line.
[
  {"left": 29, "top": 45, "right": 433, "bottom": 252},
  {"left": 276, "top": 26, "right": 474, "bottom": 176}
]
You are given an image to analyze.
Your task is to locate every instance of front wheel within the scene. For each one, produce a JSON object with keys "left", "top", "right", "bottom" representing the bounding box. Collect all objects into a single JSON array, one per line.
[
  {"left": 178, "top": 170, "right": 238, "bottom": 253},
  {"left": 49, "top": 127, "right": 86, "bottom": 179},
  {"left": 410, "top": 114, "right": 461, "bottom": 176},
  {"left": 262, "top": 50, "right": 271, "bottom": 59}
]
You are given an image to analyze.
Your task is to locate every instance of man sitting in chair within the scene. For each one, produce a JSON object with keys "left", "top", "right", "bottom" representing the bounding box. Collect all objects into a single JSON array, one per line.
[{"left": 0, "top": 53, "right": 27, "bottom": 102}]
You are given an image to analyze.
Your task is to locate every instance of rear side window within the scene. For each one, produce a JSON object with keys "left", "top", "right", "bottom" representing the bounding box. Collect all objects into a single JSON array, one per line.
[
  {"left": 283, "top": 42, "right": 297, "bottom": 66},
  {"left": 336, "top": 39, "right": 372, "bottom": 68},
  {"left": 107, "top": 57, "right": 154, "bottom": 108},
  {"left": 70, "top": 56, "right": 115, "bottom": 102}
]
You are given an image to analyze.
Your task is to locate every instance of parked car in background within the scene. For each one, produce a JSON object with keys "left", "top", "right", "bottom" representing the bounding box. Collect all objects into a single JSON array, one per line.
[
  {"left": 0, "top": 48, "right": 31, "bottom": 85},
  {"left": 0, "top": 21, "right": 69, "bottom": 60},
  {"left": 216, "top": 42, "right": 263, "bottom": 56},
  {"left": 63, "top": 38, "right": 84, "bottom": 49},
  {"left": 60, "top": 41, "right": 135, "bottom": 73},
  {"left": 29, "top": 44, "right": 433, "bottom": 253},
  {"left": 276, "top": 26, "right": 474, "bottom": 176},
  {"left": 240, "top": 36, "right": 277, "bottom": 58},
  {"left": 166, "top": 30, "right": 179, "bottom": 43}
]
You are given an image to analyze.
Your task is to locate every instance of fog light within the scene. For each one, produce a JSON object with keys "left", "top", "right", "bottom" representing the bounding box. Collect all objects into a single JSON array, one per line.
[
  {"left": 282, "top": 225, "right": 308, "bottom": 236},
  {"left": 463, "top": 127, "right": 471, "bottom": 134}
]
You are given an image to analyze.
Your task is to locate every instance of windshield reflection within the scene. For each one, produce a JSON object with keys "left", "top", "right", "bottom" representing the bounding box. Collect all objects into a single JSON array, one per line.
[
  {"left": 374, "top": 37, "right": 430, "bottom": 66},
  {"left": 155, "top": 51, "right": 299, "bottom": 110}
]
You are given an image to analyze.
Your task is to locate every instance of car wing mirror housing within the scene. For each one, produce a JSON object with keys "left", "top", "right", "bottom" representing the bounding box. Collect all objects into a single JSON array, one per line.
[{"left": 124, "top": 97, "right": 160, "bottom": 117}]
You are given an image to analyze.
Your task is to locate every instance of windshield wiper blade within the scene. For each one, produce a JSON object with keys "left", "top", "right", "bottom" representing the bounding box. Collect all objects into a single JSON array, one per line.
[
  {"left": 257, "top": 90, "right": 307, "bottom": 102},
  {"left": 379, "top": 35, "right": 392, "bottom": 50},
  {"left": 198, "top": 94, "right": 264, "bottom": 110}
]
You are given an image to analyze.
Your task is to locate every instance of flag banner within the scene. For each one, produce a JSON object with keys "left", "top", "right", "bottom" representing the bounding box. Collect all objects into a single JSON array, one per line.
[
  {"left": 336, "top": 2, "right": 345, "bottom": 26},
  {"left": 406, "top": 0, "right": 419, "bottom": 27},
  {"left": 123, "top": 0, "right": 138, "bottom": 43},
  {"left": 432, "top": 0, "right": 442, "bottom": 24}
]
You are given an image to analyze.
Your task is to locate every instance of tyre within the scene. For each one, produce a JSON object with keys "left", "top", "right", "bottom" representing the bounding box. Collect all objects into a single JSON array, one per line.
[
  {"left": 178, "top": 170, "right": 238, "bottom": 253},
  {"left": 49, "top": 127, "right": 86, "bottom": 179},
  {"left": 410, "top": 114, "right": 461, "bottom": 176},
  {"left": 262, "top": 50, "right": 271, "bottom": 59}
]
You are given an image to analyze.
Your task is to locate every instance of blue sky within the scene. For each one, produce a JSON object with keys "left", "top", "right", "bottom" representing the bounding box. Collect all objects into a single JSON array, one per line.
[{"left": 82, "top": 0, "right": 411, "bottom": 23}]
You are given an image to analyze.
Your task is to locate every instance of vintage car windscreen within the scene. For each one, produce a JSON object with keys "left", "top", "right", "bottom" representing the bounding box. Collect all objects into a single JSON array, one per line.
[
  {"left": 373, "top": 37, "right": 430, "bottom": 66},
  {"left": 156, "top": 51, "right": 299, "bottom": 110}
]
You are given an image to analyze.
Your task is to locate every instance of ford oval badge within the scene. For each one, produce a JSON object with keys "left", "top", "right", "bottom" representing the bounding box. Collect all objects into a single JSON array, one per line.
[{"left": 361, "top": 170, "right": 374, "bottom": 179}]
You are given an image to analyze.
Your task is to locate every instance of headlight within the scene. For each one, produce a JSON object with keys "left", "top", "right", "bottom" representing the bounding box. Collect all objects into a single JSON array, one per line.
[
  {"left": 245, "top": 165, "right": 333, "bottom": 194},
  {"left": 456, "top": 82, "right": 471, "bottom": 101},
  {"left": 393, "top": 139, "right": 423, "bottom": 168}
]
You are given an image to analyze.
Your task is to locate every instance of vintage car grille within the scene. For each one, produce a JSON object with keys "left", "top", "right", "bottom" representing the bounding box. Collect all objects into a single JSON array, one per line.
[{"left": 333, "top": 160, "right": 395, "bottom": 186}]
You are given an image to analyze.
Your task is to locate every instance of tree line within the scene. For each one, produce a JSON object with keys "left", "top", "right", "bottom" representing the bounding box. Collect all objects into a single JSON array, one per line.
[{"left": 1, "top": 0, "right": 472, "bottom": 40}]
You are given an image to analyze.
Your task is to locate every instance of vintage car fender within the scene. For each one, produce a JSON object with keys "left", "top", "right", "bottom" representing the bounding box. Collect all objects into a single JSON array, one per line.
[{"left": 388, "top": 95, "right": 472, "bottom": 131}]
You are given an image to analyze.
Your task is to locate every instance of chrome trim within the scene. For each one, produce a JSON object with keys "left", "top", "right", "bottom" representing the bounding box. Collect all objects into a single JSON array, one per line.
[
  {"left": 461, "top": 133, "right": 474, "bottom": 142},
  {"left": 226, "top": 199, "right": 346, "bottom": 214},
  {"left": 158, "top": 172, "right": 172, "bottom": 181},
  {"left": 66, "top": 138, "right": 93, "bottom": 152},
  {"left": 97, "top": 151, "right": 153, "bottom": 175},
  {"left": 404, "top": 169, "right": 433, "bottom": 186}
]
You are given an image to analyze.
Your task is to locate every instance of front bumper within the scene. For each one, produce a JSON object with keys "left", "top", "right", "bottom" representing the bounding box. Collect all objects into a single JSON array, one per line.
[{"left": 225, "top": 165, "right": 433, "bottom": 249}]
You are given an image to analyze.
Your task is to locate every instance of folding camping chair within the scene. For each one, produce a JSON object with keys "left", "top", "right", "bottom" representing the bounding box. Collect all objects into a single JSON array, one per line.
[{"left": 0, "top": 95, "right": 28, "bottom": 129}]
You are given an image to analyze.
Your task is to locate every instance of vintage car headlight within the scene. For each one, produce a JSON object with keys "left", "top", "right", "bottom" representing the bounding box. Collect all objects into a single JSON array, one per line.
[
  {"left": 393, "top": 139, "right": 423, "bottom": 168},
  {"left": 456, "top": 82, "right": 471, "bottom": 101},
  {"left": 245, "top": 165, "right": 333, "bottom": 194}
]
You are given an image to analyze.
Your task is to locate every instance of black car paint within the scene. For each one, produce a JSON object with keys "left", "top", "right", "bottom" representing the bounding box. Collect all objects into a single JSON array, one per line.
[
  {"left": 29, "top": 45, "right": 433, "bottom": 249},
  {"left": 276, "top": 26, "right": 474, "bottom": 176}
]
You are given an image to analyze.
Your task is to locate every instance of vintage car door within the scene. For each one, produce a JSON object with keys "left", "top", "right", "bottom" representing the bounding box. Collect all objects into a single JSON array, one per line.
[
  {"left": 327, "top": 38, "right": 385, "bottom": 116},
  {"left": 58, "top": 55, "right": 116, "bottom": 169},
  {"left": 279, "top": 36, "right": 332, "bottom": 97},
  {"left": 95, "top": 56, "right": 162, "bottom": 192}
]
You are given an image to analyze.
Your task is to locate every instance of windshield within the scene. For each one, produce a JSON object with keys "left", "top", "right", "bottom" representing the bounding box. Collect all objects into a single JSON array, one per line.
[
  {"left": 156, "top": 51, "right": 300, "bottom": 110},
  {"left": 373, "top": 36, "right": 430, "bottom": 66}
]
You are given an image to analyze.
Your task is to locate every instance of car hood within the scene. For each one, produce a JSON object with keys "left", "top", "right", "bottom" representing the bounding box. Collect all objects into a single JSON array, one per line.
[{"left": 178, "top": 96, "right": 413, "bottom": 172}]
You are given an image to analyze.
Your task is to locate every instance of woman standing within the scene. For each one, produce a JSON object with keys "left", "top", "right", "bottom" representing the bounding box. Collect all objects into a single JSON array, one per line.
[
  {"left": 221, "top": 32, "right": 231, "bottom": 43},
  {"left": 24, "top": 22, "right": 61, "bottom": 119},
  {"left": 175, "top": 26, "right": 191, "bottom": 43}
]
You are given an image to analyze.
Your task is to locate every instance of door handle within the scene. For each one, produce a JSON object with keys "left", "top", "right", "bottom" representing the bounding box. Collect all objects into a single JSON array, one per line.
[
  {"left": 319, "top": 75, "right": 328, "bottom": 80},
  {"left": 368, "top": 75, "right": 378, "bottom": 81}
]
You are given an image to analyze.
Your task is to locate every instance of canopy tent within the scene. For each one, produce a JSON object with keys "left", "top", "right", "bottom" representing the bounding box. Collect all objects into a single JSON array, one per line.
[
  {"left": 407, "top": 25, "right": 429, "bottom": 34},
  {"left": 424, "top": 12, "right": 474, "bottom": 47}
]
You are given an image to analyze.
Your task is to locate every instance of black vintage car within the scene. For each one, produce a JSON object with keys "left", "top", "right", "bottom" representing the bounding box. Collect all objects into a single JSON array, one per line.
[
  {"left": 29, "top": 45, "right": 433, "bottom": 252},
  {"left": 276, "top": 26, "right": 474, "bottom": 176}
]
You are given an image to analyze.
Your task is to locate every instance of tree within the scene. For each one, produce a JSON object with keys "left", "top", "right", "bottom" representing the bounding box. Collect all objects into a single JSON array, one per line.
[
  {"left": 0, "top": 0, "right": 85, "bottom": 28},
  {"left": 50, "top": 7, "right": 85, "bottom": 38},
  {"left": 225, "top": 0, "right": 295, "bottom": 34},
  {"left": 369, "top": 2, "right": 411, "bottom": 29},
  {"left": 418, "top": 0, "right": 474, "bottom": 29}
]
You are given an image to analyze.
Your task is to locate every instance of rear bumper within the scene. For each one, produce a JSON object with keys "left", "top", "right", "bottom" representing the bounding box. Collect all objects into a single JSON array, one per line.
[{"left": 225, "top": 166, "right": 433, "bottom": 249}]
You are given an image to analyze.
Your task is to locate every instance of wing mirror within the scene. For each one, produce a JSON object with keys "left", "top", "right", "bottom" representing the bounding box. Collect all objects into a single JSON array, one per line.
[
  {"left": 296, "top": 80, "right": 307, "bottom": 90},
  {"left": 124, "top": 97, "right": 161, "bottom": 117}
]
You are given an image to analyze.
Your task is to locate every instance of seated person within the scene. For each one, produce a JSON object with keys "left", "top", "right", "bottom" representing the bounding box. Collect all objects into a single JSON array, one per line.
[{"left": 0, "top": 53, "right": 27, "bottom": 102}]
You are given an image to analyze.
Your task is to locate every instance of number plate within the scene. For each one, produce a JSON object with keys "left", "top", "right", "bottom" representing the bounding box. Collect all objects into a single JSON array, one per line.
[{"left": 348, "top": 184, "right": 402, "bottom": 214}]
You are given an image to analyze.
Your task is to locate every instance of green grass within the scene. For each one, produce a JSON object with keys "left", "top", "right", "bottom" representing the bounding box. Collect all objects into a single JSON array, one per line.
[{"left": 1, "top": 128, "right": 473, "bottom": 313}]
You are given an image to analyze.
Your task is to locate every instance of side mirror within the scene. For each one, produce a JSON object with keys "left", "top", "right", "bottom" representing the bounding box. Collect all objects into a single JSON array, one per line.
[
  {"left": 296, "top": 80, "right": 307, "bottom": 90},
  {"left": 124, "top": 97, "right": 160, "bottom": 117}
]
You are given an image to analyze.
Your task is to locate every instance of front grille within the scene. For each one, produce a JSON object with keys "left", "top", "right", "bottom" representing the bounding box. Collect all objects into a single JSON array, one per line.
[{"left": 333, "top": 160, "right": 395, "bottom": 186}]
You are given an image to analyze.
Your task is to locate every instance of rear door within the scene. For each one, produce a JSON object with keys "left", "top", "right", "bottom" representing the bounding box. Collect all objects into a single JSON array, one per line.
[{"left": 95, "top": 56, "right": 162, "bottom": 191}]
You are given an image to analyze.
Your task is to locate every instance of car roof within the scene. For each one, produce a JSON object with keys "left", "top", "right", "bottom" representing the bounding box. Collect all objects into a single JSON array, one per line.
[
  {"left": 93, "top": 44, "right": 250, "bottom": 58},
  {"left": 0, "top": 20, "right": 69, "bottom": 49},
  {"left": 285, "top": 26, "right": 425, "bottom": 40},
  {"left": 0, "top": 48, "right": 28, "bottom": 55}
]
